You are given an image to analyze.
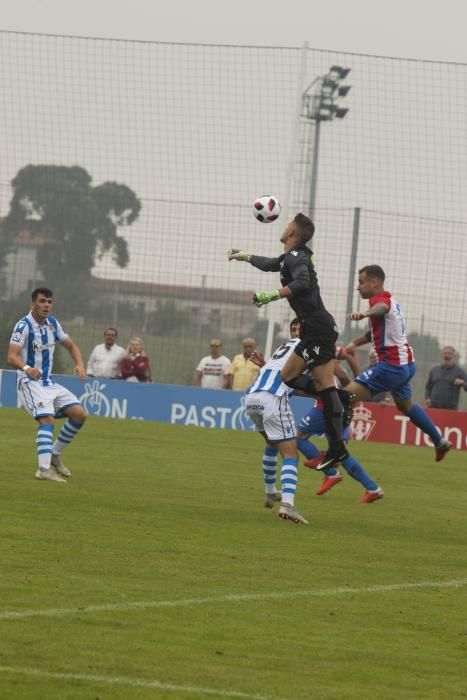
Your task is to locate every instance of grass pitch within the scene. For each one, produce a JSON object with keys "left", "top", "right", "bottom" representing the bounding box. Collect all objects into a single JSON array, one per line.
[{"left": 0, "top": 406, "right": 466, "bottom": 700}]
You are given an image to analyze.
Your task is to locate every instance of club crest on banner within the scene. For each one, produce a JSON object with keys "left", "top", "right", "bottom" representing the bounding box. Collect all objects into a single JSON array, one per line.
[
  {"left": 349, "top": 403, "right": 376, "bottom": 441},
  {"left": 80, "top": 380, "right": 111, "bottom": 417}
]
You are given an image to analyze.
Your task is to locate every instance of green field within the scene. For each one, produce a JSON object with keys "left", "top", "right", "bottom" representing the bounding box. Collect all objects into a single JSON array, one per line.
[{"left": 1, "top": 406, "right": 466, "bottom": 700}]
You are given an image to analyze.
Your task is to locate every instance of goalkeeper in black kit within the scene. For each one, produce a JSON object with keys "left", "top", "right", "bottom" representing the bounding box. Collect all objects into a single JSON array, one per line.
[{"left": 228, "top": 212, "right": 352, "bottom": 470}]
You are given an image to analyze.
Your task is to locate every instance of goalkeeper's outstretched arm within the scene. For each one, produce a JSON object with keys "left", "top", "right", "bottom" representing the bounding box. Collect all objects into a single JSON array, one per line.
[{"left": 227, "top": 249, "right": 282, "bottom": 272}]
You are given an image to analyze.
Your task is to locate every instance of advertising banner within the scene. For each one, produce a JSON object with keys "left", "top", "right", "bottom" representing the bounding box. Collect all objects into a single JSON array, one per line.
[
  {"left": 1, "top": 370, "right": 465, "bottom": 451},
  {"left": 347, "top": 401, "right": 467, "bottom": 452}
]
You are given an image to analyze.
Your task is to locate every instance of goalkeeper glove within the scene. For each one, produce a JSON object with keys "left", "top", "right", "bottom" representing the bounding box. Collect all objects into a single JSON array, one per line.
[
  {"left": 253, "top": 290, "right": 280, "bottom": 307},
  {"left": 227, "top": 249, "right": 251, "bottom": 262}
]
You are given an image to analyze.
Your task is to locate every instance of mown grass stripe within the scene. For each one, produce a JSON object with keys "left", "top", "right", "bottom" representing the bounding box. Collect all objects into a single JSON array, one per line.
[
  {"left": 1, "top": 577, "right": 466, "bottom": 621},
  {"left": 0, "top": 665, "right": 291, "bottom": 700}
]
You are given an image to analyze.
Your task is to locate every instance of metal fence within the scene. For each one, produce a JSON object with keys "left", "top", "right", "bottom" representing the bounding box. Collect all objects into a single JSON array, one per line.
[{"left": 0, "top": 31, "right": 466, "bottom": 404}]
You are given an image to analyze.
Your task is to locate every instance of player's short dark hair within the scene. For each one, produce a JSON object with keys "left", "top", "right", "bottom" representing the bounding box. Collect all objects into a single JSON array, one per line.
[
  {"left": 293, "top": 213, "right": 315, "bottom": 243},
  {"left": 105, "top": 327, "right": 118, "bottom": 336},
  {"left": 31, "top": 287, "right": 53, "bottom": 300},
  {"left": 359, "top": 264, "right": 385, "bottom": 283},
  {"left": 289, "top": 317, "right": 300, "bottom": 332}
]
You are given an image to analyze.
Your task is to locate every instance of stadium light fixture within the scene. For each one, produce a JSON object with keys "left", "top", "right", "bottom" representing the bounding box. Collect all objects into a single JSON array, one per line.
[
  {"left": 321, "top": 78, "right": 337, "bottom": 96},
  {"left": 329, "top": 65, "right": 351, "bottom": 80},
  {"left": 301, "top": 65, "right": 352, "bottom": 218},
  {"left": 336, "top": 107, "right": 349, "bottom": 119}
]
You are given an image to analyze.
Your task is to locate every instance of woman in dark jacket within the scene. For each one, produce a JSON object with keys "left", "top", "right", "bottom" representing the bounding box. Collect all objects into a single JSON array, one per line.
[{"left": 120, "top": 337, "right": 152, "bottom": 383}]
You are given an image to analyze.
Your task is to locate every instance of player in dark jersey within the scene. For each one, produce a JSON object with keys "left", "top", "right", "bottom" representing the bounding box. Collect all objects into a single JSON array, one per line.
[{"left": 228, "top": 212, "right": 349, "bottom": 470}]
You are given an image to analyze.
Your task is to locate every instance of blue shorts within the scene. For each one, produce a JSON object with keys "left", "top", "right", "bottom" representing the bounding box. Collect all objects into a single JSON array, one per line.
[
  {"left": 355, "top": 361, "right": 416, "bottom": 400},
  {"left": 297, "top": 405, "right": 350, "bottom": 440}
]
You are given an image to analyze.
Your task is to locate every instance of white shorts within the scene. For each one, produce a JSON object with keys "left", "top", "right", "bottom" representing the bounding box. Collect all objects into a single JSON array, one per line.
[
  {"left": 18, "top": 378, "right": 81, "bottom": 419},
  {"left": 244, "top": 391, "right": 296, "bottom": 443}
]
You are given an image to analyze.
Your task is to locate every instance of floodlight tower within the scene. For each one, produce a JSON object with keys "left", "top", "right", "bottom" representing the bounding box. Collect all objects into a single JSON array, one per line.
[{"left": 302, "top": 65, "right": 351, "bottom": 219}]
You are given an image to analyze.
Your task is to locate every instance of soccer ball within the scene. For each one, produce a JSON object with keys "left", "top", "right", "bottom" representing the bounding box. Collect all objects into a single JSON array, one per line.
[{"left": 252, "top": 195, "right": 281, "bottom": 223}]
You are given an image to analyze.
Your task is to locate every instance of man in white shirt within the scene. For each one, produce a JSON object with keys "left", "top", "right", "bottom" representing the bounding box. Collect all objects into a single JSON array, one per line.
[
  {"left": 192, "top": 339, "right": 230, "bottom": 389},
  {"left": 87, "top": 327, "right": 125, "bottom": 379}
]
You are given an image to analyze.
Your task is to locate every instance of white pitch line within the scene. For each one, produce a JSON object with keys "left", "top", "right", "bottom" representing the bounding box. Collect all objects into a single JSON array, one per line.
[
  {"left": 1, "top": 578, "right": 466, "bottom": 621},
  {"left": 0, "top": 666, "right": 290, "bottom": 700}
]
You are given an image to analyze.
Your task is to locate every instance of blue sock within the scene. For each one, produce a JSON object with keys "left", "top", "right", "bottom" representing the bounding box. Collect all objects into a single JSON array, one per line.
[
  {"left": 407, "top": 404, "right": 442, "bottom": 445},
  {"left": 297, "top": 438, "right": 320, "bottom": 460},
  {"left": 281, "top": 458, "right": 298, "bottom": 505},
  {"left": 341, "top": 454, "right": 378, "bottom": 491},
  {"left": 297, "top": 438, "right": 338, "bottom": 477},
  {"left": 52, "top": 417, "right": 84, "bottom": 454},
  {"left": 262, "top": 446, "right": 278, "bottom": 493}
]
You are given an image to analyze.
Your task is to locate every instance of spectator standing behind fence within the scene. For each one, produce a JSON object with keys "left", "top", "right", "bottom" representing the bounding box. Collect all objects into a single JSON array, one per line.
[
  {"left": 226, "top": 337, "right": 260, "bottom": 391},
  {"left": 193, "top": 338, "right": 230, "bottom": 389},
  {"left": 425, "top": 346, "right": 467, "bottom": 410},
  {"left": 120, "top": 337, "right": 152, "bottom": 383},
  {"left": 86, "top": 327, "right": 125, "bottom": 379}
]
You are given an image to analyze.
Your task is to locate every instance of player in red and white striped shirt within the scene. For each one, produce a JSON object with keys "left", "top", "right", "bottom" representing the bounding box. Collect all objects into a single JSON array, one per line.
[{"left": 343, "top": 264, "right": 451, "bottom": 462}]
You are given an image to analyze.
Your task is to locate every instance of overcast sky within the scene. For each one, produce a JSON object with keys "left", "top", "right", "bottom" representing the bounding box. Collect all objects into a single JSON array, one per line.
[{"left": 1, "top": 0, "right": 466, "bottom": 63}]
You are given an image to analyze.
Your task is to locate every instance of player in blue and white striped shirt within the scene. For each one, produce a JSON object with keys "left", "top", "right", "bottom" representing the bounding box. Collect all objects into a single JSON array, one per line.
[
  {"left": 244, "top": 319, "right": 308, "bottom": 525},
  {"left": 8, "top": 287, "right": 87, "bottom": 482}
]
